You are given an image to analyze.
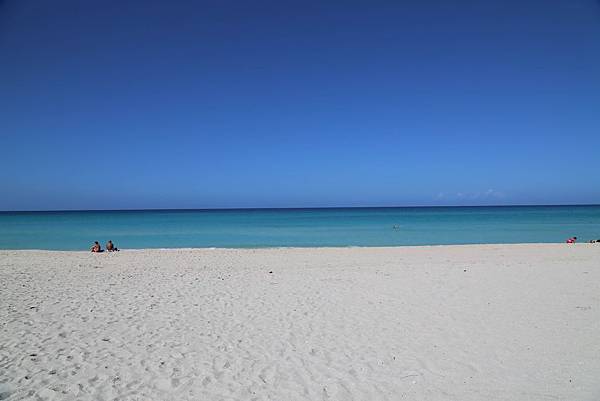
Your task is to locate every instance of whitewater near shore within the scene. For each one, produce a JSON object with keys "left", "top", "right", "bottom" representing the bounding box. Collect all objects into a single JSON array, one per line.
[{"left": 1, "top": 244, "right": 599, "bottom": 401}]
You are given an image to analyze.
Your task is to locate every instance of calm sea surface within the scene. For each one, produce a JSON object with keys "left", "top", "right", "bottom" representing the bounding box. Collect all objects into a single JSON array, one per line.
[{"left": 0, "top": 206, "right": 599, "bottom": 250}]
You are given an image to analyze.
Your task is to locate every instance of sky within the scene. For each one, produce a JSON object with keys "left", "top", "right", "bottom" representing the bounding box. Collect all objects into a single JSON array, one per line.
[{"left": 1, "top": 0, "right": 600, "bottom": 210}]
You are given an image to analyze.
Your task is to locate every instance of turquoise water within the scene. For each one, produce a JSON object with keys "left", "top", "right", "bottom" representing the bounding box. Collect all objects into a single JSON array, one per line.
[{"left": 0, "top": 206, "right": 599, "bottom": 250}]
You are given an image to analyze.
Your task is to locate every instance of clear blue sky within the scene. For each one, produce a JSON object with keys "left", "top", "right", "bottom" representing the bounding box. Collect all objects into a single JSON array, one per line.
[{"left": 1, "top": 0, "right": 599, "bottom": 210}]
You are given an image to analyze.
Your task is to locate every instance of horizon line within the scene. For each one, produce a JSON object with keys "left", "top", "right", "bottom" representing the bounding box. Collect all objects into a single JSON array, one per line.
[{"left": 1, "top": 202, "right": 599, "bottom": 213}]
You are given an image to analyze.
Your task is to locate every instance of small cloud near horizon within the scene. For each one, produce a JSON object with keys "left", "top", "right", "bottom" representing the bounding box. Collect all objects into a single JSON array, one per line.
[{"left": 436, "top": 189, "right": 506, "bottom": 202}]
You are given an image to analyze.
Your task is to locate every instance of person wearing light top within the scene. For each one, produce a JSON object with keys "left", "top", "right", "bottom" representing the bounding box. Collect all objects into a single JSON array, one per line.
[{"left": 106, "top": 240, "right": 119, "bottom": 252}]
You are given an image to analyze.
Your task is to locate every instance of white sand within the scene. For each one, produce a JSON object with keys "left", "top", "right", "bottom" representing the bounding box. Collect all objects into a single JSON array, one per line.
[{"left": 1, "top": 244, "right": 599, "bottom": 401}]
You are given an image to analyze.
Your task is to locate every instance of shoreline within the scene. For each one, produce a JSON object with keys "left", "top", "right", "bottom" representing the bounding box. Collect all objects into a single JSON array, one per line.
[{"left": 0, "top": 241, "right": 595, "bottom": 253}]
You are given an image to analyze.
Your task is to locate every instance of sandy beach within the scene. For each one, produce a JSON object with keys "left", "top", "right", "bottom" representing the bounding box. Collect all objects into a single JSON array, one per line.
[{"left": 1, "top": 244, "right": 599, "bottom": 401}]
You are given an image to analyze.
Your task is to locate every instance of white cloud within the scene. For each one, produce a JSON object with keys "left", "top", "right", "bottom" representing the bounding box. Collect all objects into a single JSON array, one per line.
[{"left": 435, "top": 189, "right": 505, "bottom": 202}]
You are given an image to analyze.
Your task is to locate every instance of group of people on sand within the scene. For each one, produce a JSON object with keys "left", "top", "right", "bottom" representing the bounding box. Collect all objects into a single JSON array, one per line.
[
  {"left": 91, "top": 240, "right": 119, "bottom": 252},
  {"left": 565, "top": 236, "right": 600, "bottom": 244}
]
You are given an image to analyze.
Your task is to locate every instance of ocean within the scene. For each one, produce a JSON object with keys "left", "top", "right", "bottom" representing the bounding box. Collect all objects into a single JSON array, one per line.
[{"left": 0, "top": 206, "right": 599, "bottom": 250}]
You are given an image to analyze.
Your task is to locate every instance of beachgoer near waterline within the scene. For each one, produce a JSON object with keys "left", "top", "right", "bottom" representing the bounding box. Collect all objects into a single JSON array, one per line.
[
  {"left": 91, "top": 241, "right": 102, "bottom": 252},
  {"left": 106, "top": 240, "right": 119, "bottom": 252},
  {"left": 566, "top": 237, "right": 577, "bottom": 244}
]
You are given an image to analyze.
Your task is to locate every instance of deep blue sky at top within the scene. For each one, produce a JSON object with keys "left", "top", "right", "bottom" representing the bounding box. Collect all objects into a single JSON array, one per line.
[{"left": 1, "top": 0, "right": 599, "bottom": 210}]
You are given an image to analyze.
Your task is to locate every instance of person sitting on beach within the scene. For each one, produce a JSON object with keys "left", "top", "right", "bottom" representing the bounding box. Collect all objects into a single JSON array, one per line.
[
  {"left": 91, "top": 241, "right": 102, "bottom": 252},
  {"left": 106, "top": 240, "right": 119, "bottom": 252},
  {"left": 566, "top": 237, "right": 577, "bottom": 244}
]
